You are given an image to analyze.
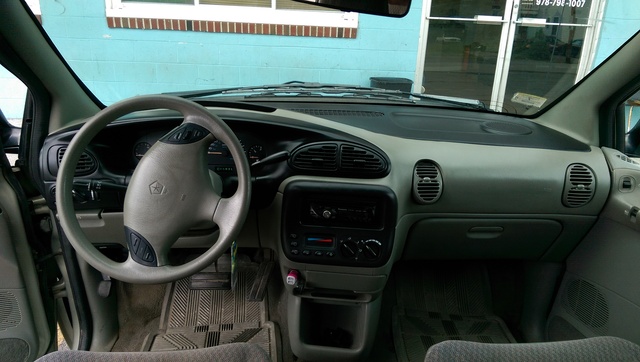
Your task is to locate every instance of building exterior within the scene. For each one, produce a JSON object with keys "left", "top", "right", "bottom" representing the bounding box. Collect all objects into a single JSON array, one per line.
[{"left": 1, "top": 0, "right": 639, "bottom": 118}]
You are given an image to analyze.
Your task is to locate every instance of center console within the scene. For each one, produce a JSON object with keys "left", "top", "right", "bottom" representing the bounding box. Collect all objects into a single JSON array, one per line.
[
  {"left": 282, "top": 181, "right": 396, "bottom": 267},
  {"left": 279, "top": 180, "right": 397, "bottom": 361}
]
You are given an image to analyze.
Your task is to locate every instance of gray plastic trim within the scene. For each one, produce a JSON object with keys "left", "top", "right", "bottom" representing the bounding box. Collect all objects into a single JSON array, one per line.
[
  {"left": 0, "top": 172, "right": 50, "bottom": 358},
  {"left": 547, "top": 149, "right": 640, "bottom": 344},
  {"left": 287, "top": 294, "right": 381, "bottom": 361}
]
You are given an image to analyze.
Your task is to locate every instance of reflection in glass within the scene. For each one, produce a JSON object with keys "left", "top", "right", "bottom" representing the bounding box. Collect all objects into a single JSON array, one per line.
[
  {"left": 423, "top": 21, "right": 502, "bottom": 106},
  {"left": 503, "top": 25, "right": 586, "bottom": 114},
  {"left": 430, "top": 0, "right": 505, "bottom": 18},
  {"left": 519, "top": 0, "right": 592, "bottom": 25}
]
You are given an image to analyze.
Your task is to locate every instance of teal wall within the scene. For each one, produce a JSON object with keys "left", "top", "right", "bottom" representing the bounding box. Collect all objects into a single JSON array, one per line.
[
  {"left": 3, "top": 0, "right": 639, "bottom": 116},
  {"left": 40, "top": 0, "right": 423, "bottom": 105},
  {"left": 592, "top": 0, "right": 640, "bottom": 68}
]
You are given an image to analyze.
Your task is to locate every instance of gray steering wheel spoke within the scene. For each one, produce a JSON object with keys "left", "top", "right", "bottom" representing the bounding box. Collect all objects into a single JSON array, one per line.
[
  {"left": 56, "top": 95, "right": 251, "bottom": 283},
  {"left": 212, "top": 194, "right": 245, "bottom": 239}
]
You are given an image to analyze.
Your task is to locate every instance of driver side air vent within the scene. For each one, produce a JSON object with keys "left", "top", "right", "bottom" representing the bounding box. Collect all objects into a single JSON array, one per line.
[
  {"left": 413, "top": 160, "right": 443, "bottom": 204},
  {"left": 290, "top": 143, "right": 338, "bottom": 171},
  {"left": 57, "top": 147, "right": 98, "bottom": 176},
  {"left": 563, "top": 164, "right": 595, "bottom": 208}
]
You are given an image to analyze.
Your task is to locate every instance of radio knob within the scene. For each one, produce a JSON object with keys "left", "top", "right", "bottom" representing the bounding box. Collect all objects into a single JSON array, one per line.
[
  {"left": 322, "top": 209, "right": 335, "bottom": 219},
  {"left": 340, "top": 239, "right": 358, "bottom": 258},
  {"left": 362, "top": 239, "right": 382, "bottom": 260}
]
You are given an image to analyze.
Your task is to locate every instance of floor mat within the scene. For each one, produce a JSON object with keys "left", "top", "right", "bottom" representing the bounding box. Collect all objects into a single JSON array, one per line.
[
  {"left": 145, "top": 260, "right": 278, "bottom": 361},
  {"left": 392, "top": 263, "right": 516, "bottom": 362}
]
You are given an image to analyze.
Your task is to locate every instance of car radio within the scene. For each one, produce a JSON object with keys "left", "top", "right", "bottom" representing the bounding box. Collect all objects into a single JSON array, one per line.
[{"left": 281, "top": 181, "right": 397, "bottom": 267}]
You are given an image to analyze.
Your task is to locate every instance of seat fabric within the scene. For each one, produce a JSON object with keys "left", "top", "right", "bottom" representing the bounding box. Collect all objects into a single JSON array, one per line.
[
  {"left": 35, "top": 342, "right": 270, "bottom": 362},
  {"left": 424, "top": 336, "right": 640, "bottom": 362}
]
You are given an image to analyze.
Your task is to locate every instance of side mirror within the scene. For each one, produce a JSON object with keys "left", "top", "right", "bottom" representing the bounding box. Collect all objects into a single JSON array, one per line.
[
  {"left": 625, "top": 95, "right": 640, "bottom": 157},
  {"left": 293, "top": 0, "right": 411, "bottom": 17},
  {"left": 0, "top": 108, "right": 21, "bottom": 152}
]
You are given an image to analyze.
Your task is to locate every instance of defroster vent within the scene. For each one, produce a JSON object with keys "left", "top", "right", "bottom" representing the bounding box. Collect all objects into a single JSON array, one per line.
[
  {"left": 413, "top": 160, "right": 443, "bottom": 204},
  {"left": 563, "top": 164, "right": 595, "bottom": 207}
]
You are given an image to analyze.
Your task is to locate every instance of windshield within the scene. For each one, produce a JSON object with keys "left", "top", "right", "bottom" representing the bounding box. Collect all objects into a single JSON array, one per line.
[{"left": 23, "top": 0, "right": 640, "bottom": 115}]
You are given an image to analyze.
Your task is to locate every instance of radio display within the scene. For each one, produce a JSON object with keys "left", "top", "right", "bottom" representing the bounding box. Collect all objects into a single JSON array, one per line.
[{"left": 300, "top": 198, "right": 383, "bottom": 229}]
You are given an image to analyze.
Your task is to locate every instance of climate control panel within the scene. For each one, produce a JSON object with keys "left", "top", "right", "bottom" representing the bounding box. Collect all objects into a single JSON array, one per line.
[{"left": 281, "top": 181, "right": 397, "bottom": 267}]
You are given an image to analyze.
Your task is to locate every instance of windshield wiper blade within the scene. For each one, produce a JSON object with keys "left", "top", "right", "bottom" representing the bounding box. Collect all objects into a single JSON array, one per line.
[
  {"left": 166, "top": 81, "right": 392, "bottom": 99},
  {"left": 167, "top": 81, "right": 488, "bottom": 110},
  {"left": 409, "top": 93, "right": 489, "bottom": 111},
  {"left": 243, "top": 89, "right": 416, "bottom": 103}
]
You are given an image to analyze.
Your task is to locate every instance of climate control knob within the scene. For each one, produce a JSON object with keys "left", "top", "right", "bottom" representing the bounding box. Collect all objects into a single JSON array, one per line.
[
  {"left": 340, "top": 238, "right": 358, "bottom": 258},
  {"left": 362, "top": 239, "right": 382, "bottom": 260}
]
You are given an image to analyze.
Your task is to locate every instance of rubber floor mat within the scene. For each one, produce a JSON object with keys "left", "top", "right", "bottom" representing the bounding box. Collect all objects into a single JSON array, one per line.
[
  {"left": 393, "top": 308, "right": 516, "bottom": 362},
  {"left": 145, "top": 263, "right": 278, "bottom": 361},
  {"left": 392, "top": 263, "right": 516, "bottom": 362}
]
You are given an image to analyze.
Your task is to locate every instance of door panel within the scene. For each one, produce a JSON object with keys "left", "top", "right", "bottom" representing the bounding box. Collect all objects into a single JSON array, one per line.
[
  {"left": 547, "top": 148, "right": 640, "bottom": 343},
  {"left": 0, "top": 163, "right": 50, "bottom": 361}
]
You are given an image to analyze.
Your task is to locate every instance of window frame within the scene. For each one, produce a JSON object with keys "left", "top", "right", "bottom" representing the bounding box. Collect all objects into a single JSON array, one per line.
[{"left": 106, "top": 0, "right": 358, "bottom": 29}]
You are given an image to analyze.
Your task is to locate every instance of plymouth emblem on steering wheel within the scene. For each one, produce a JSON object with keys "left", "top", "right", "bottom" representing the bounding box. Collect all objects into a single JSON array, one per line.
[{"left": 149, "top": 181, "right": 165, "bottom": 195}]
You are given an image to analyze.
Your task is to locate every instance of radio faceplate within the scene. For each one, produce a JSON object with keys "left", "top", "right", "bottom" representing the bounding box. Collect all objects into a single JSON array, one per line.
[{"left": 281, "top": 181, "right": 397, "bottom": 267}]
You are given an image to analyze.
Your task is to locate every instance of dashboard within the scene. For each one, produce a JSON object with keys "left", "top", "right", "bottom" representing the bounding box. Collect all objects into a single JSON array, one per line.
[{"left": 40, "top": 100, "right": 612, "bottom": 267}]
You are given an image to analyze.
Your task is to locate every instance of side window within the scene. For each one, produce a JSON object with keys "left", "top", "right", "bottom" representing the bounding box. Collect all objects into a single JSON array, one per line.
[
  {"left": 624, "top": 90, "right": 640, "bottom": 158},
  {"left": 0, "top": 66, "right": 27, "bottom": 165}
]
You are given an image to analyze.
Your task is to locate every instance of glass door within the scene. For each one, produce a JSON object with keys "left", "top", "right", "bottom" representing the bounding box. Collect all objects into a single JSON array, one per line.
[
  {"left": 417, "top": 0, "right": 598, "bottom": 113},
  {"left": 501, "top": 0, "right": 594, "bottom": 113},
  {"left": 420, "top": 0, "right": 511, "bottom": 107}
]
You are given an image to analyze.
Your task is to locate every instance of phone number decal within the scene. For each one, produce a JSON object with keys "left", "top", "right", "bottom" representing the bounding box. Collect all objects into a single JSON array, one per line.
[{"left": 535, "top": 0, "right": 587, "bottom": 7}]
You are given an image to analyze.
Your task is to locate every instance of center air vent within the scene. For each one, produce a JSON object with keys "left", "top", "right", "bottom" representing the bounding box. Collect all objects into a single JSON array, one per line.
[
  {"left": 413, "top": 160, "right": 443, "bottom": 204},
  {"left": 290, "top": 142, "right": 389, "bottom": 178},
  {"left": 340, "top": 145, "right": 385, "bottom": 173},
  {"left": 562, "top": 164, "right": 595, "bottom": 208},
  {"left": 290, "top": 143, "right": 338, "bottom": 171},
  {"left": 56, "top": 146, "right": 98, "bottom": 176}
]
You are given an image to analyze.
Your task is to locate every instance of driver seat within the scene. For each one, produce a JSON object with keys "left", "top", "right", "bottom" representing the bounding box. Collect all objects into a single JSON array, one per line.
[{"left": 34, "top": 342, "right": 270, "bottom": 362}]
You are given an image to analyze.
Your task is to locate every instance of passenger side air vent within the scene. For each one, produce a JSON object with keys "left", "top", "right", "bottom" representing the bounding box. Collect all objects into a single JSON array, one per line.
[
  {"left": 413, "top": 160, "right": 443, "bottom": 204},
  {"left": 57, "top": 147, "right": 98, "bottom": 176},
  {"left": 289, "top": 142, "right": 389, "bottom": 177},
  {"left": 290, "top": 143, "right": 338, "bottom": 171},
  {"left": 340, "top": 145, "right": 385, "bottom": 173},
  {"left": 562, "top": 164, "right": 595, "bottom": 208}
]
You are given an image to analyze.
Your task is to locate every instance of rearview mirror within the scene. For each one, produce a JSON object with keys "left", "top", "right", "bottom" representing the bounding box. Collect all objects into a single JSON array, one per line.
[{"left": 293, "top": 0, "right": 411, "bottom": 17}]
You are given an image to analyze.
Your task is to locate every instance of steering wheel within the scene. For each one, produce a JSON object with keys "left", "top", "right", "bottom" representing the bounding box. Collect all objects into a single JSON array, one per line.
[{"left": 56, "top": 95, "right": 251, "bottom": 284}]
